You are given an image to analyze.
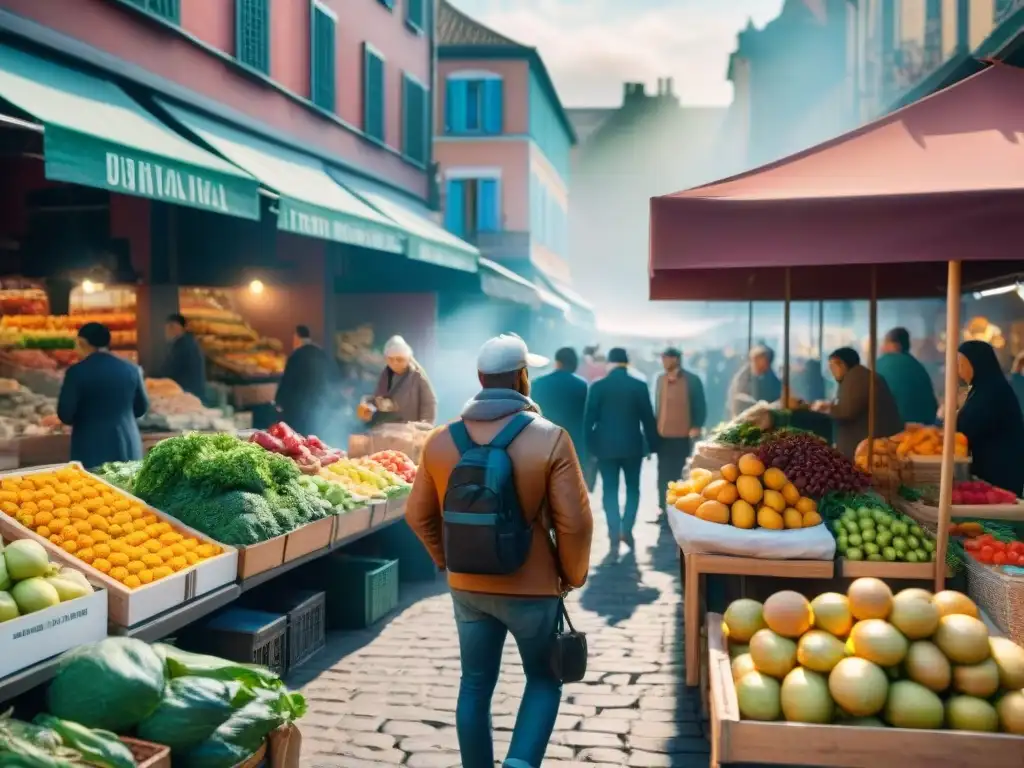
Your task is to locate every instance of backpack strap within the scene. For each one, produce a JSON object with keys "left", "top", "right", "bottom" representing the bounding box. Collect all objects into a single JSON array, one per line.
[
  {"left": 488, "top": 411, "right": 536, "bottom": 449},
  {"left": 449, "top": 420, "right": 476, "bottom": 456}
]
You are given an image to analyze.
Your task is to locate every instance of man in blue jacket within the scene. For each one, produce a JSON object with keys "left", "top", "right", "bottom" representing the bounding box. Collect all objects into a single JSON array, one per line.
[
  {"left": 159, "top": 313, "right": 206, "bottom": 399},
  {"left": 876, "top": 327, "right": 938, "bottom": 425},
  {"left": 531, "top": 347, "right": 588, "bottom": 460},
  {"left": 58, "top": 322, "right": 149, "bottom": 469},
  {"left": 584, "top": 348, "right": 659, "bottom": 550}
]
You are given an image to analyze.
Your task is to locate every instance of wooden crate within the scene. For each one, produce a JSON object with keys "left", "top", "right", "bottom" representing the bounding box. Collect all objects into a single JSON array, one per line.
[
  {"left": 0, "top": 463, "right": 238, "bottom": 627},
  {"left": 333, "top": 506, "right": 372, "bottom": 544},
  {"left": 706, "top": 612, "right": 1023, "bottom": 767},
  {"left": 121, "top": 738, "right": 170, "bottom": 768}
]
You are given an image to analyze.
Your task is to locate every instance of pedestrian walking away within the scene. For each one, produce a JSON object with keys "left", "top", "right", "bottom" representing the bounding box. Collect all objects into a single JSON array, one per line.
[
  {"left": 583, "top": 347, "right": 659, "bottom": 552},
  {"left": 654, "top": 347, "right": 706, "bottom": 517},
  {"left": 405, "top": 333, "right": 594, "bottom": 768},
  {"left": 531, "top": 346, "right": 588, "bottom": 461}
]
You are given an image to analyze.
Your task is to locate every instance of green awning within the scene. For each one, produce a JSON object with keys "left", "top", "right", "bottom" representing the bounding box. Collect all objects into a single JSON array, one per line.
[
  {"left": 159, "top": 100, "right": 405, "bottom": 253},
  {"left": 326, "top": 169, "right": 478, "bottom": 273},
  {"left": 479, "top": 258, "right": 541, "bottom": 307},
  {"left": 0, "top": 45, "right": 259, "bottom": 219}
]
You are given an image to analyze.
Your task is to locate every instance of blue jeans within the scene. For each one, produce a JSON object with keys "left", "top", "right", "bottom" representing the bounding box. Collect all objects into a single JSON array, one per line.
[
  {"left": 451, "top": 590, "right": 562, "bottom": 768},
  {"left": 598, "top": 456, "right": 643, "bottom": 540}
]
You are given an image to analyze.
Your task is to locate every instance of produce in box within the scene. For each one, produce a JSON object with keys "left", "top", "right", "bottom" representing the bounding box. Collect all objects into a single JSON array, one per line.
[
  {"left": 0, "top": 465, "right": 222, "bottom": 589},
  {"left": 0, "top": 711, "right": 137, "bottom": 768},
  {"left": 248, "top": 421, "right": 346, "bottom": 474},
  {"left": 819, "top": 492, "right": 937, "bottom": 563},
  {"left": 0, "top": 536, "right": 94, "bottom": 620},
  {"left": 367, "top": 449, "right": 417, "bottom": 483},
  {"left": 45, "top": 637, "right": 306, "bottom": 768},
  {"left": 668, "top": 453, "right": 823, "bottom": 529},
  {"left": 323, "top": 457, "right": 411, "bottom": 500},
  {"left": 132, "top": 433, "right": 334, "bottom": 546},
  {"left": 952, "top": 480, "right": 1019, "bottom": 506},
  {"left": 723, "top": 581, "right": 1024, "bottom": 734}
]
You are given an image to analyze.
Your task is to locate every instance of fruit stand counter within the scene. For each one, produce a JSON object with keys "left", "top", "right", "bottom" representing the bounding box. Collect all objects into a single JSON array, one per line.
[{"left": 706, "top": 612, "right": 1023, "bottom": 767}]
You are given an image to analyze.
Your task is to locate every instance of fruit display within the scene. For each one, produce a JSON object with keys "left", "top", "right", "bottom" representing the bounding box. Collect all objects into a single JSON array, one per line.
[
  {"left": 249, "top": 422, "right": 346, "bottom": 474},
  {"left": 179, "top": 289, "right": 287, "bottom": 379},
  {"left": 713, "top": 422, "right": 822, "bottom": 449},
  {"left": 139, "top": 379, "right": 234, "bottom": 432},
  {"left": 323, "top": 456, "right": 412, "bottom": 501},
  {"left": 952, "top": 480, "right": 1019, "bottom": 506},
  {"left": 0, "top": 379, "right": 61, "bottom": 438},
  {"left": 42, "top": 636, "right": 304, "bottom": 766},
  {"left": 820, "top": 492, "right": 937, "bottom": 563},
  {"left": 367, "top": 449, "right": 418, "bottom": 483},
  {"left": 668, "top": 453, "right": 823, "bottom": 530},
  {"left": 722, "top": 580, "right": 1024, "bottom": 734},
  {"left": 0, "top": 284, "right": 48, "bottom": 316},
  {"left": 893, "top": 425, "right": 969, "bottom": 459},
  {"left": 758, "top": 432, "right": 870, "bottom": 498},
  {"left": 0, "top": 465, "right": 223, "bottom": 589},
  {"left": 0, "top": 536, "right": 94, "bottom": 620},
  {"left": 960, "top": 528, "right": 1024, "bottom": 567}
]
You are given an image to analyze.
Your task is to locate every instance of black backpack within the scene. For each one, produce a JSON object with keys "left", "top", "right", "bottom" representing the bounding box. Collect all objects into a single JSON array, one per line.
[{"left": 443, "top": 412, "right": 536, "bottom": 575}]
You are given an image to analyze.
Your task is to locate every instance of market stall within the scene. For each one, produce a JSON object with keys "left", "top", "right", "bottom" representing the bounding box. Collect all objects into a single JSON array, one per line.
[{"left": 649, "top": 62, "right": 1024, "bottom": 762}]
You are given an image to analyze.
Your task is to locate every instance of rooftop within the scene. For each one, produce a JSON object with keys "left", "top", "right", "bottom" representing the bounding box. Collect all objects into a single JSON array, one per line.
[{"left": 437, "top": 0, "right": 527, "bottom": 49}]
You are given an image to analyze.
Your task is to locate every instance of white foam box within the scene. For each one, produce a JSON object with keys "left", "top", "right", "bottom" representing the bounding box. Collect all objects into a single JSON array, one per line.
[
  {"left": 0, "top": 589, "right": 107, "bottom": 679},
  {"left": 0, "top": 463, "right": 238, "bottom": 628}
]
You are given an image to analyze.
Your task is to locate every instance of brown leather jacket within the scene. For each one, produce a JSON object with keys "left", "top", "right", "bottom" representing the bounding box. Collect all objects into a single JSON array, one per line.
[{"left": 406, "top": 412, "right": 594, "bottom": 597}]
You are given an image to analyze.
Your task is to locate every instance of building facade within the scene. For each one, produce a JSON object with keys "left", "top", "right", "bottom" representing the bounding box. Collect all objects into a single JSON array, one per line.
[{"left": 433, "top": 0, "right": 583, "bottom": 309}]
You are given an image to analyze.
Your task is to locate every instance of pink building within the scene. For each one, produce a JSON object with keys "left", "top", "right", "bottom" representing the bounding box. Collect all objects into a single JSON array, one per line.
[{"left": 433, "top": 0, "right": 593, "bottom": 327}]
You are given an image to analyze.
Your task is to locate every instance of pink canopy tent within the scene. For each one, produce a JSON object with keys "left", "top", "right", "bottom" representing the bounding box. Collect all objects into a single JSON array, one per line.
[{"left": 649, "top": 63, "right": 1024, "bottom": 301}]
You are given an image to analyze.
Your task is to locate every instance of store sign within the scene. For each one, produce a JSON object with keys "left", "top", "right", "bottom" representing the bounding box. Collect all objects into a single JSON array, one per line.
[
  {"left": 105, "top": 152, "right": 230, "bottom": 213},
  {"left": 278, "top": 199, "right": 404, "bottom": 253},
  {"left": 42, "top": 127, "right": 261, "bottom": 220}
]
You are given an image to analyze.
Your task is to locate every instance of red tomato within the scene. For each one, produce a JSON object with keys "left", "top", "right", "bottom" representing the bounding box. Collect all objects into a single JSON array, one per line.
[
  {"left": 1008, "top": 552, "right": 1022, "bottom": 566},
  {"left": 1010, "top": 542, "right": 1024, "bottom": 555},
  {"left": 992, "top": 540, "right": 1007, "bottom": 551},
  {"left": 980, "top": 546, "right": 995, "bottom": 563},
  {"left": 993, "top": 551, "right": 1008, "bottom": 565},
  {"left": 977, "top": 534, "right": 994, "bottom": 545},
  {"left": 964, "top": 539, "right": 981, "bottom": 551}
]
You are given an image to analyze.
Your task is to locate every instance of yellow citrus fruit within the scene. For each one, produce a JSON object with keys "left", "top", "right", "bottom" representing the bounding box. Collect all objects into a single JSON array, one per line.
[
  {"left": 107, "top": 524, "right": 123, "bottom": 538},
  {"left": 0, "top": 501, "right": 17, "bottom": 515},
  {"left": 169, "top": 543, "right": 186, "bottom": 557},
  {"left": 81, "top": 487, "right": 98, "bottom": 499},
  {"left": 181, "top": 538, "right": 199, "bottom": 551},
  {"left": 73, "top": 520, "right": 91, "bottom": 534},
  {"left": 93, "top": 543, "right": 111, "bottom": 558},
  {"left": 157, "top": 547, "right": 174, "bottom": 561},
  {"left": 120, "top": 522, "right": 136, "bottom": 535},
  {"left": 36, "top": 525, "right": 51, "bottom": 538},
  {"left": 17, "top": 514, "right": 34, "bottom": 528},
  {"left": 113, "top": 499, "right": 130, "bottom": 512},
  {"left": 51, "top": 518, "right": 70, "bottom": 533},
  {"left": 151, "top": 566, "right": 172, "bottom": 580},
  {"left": 129, "top": 506, "right": 144, "bottom": 520},
  {"left": 138, "top": 569, "right": 154, "bottom": 584},
  {"left": 34, "top": 510, "right": 54, "bottom": 526},
  {"left": 62, "top": 540, "right": 78, "bottom": 554},
  {"left": 142, "top": 553, "right": 163, "bottom": 567},
  {"left": 196, "top": 544, "right": 214, "bottom": 558},
  {"left": 92, "top": 558, "right": 111, "bottom": 573},
  {"left": 95, "top": 505, "right": 111, "bottom": 518},
  {"left": 91, "top": 530, "right": 110, "bottom": 543},
  {"left": 168, "top": 556, "right": 188, "bottom": 572},
  {"left": 108, "top": 552, "right": 129, "bottom": 567},
  {"left": 184, "top": 551, "right": 200, "bottom": 565},
  {"left": 111, "top": 511, "right": 131, "bottom": 526},
  {"left": 144, "top": 540, "right": 162, "bottom": 553},
  {"left": 76, "top": 535, "right": 94, "bottom": 549},
  {"left": 69, "top": 506, "right": 89, "bottom": 521},
  {"left": 126, "top": 560, "right": 145, "bottom": 574},
  {"left": 109, "top": 566, "right": 129, "bottom": 582},
  {"left": 18, "top": 490, "right": 34, "bottom": 503},
  {"left": 37, "top": 499, "right": 54, "bottom": 512},
  {"left": 52, "top": 493, "right": 70, "bottom": 507},
  {"left": 49, "top": 534, "right": 64, "bottom": 546},
  {"left": 59, "top": 525, "right": 77, "bottom": 540},
  {"left": 77, "top": 548, "right": 95, "bottom": 564},
  {"left": 123, "top": 574, "right": 141, "bottom": 589},
  {"left": 68, "top": 492, "right": 83, "bottom": 503}
]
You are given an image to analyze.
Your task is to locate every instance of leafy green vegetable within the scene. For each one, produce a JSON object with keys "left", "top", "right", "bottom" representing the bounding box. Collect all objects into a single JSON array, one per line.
[
  {"left": 174, "top": 735, "right": 254, "bottom": 768},
  {"left": 31, "top": 716, "right": 135, "bottom": 768},
  {"left": 93, "top": 462, "right": 141, "bottom": 493},
  {"left": 0, "top": 716, "right": 80, "bottom": 768},
  {"left": 155, "top": 644, "right": 283, "bottom": 690},
  {"left": 47, "top": 637, "right": 166, "bottom": 732},
  {"left": 136, "top": 677, "right": 255, "bottom": 752}
]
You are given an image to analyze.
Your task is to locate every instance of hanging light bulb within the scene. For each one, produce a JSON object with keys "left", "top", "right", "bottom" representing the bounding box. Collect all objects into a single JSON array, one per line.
[{"left": 249, "top": 279, "right": 265, "bottom": 295}]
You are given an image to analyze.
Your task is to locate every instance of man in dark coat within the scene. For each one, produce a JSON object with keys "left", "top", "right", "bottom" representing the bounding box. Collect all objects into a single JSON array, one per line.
[
  {"left": 654, "top": 347, "right": 707, "bottom": 516},
  {"left": 531, "top": 347, "right": 588, "bottom": 459},
  {"left": 275, "top": 325, "right": 339, "bottom": 437},
  {"left": 159, "top": 313, "right": 206, "bottom": 399},
  {"left": 584, "top": 348, "right": 659, "bottom": 550},
  {"left": 58, "top": 322, "right": 149, "bottom": 469}
]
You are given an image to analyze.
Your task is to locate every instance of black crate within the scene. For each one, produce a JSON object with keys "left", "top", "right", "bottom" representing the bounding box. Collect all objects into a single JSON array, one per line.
[
  {"left": 183, "top": 608, "right": 288, "bottom": 677},
  {"left": 241, "top": 589, "right": 326, "bottom": 673}
]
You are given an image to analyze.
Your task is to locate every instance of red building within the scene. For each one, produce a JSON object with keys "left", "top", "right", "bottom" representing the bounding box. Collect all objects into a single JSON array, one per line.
[{"left": 0, "top": 0, "right": 476, "bottom": 369}]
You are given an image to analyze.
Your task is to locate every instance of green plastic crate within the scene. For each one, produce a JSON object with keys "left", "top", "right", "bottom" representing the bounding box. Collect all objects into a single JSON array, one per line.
[{"left": 324, "top": 555, "right": 399, "bottom": 629}]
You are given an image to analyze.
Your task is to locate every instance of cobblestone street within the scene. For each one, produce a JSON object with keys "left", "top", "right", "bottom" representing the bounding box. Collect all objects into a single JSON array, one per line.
[{"left": 292, "top": 468, "right": 707, "bottom": 767}]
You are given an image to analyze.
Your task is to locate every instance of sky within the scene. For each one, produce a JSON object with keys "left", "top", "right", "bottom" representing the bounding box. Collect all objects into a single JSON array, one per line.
[{"left": 450, "top": 0, "right": 787, "bottom": 107}]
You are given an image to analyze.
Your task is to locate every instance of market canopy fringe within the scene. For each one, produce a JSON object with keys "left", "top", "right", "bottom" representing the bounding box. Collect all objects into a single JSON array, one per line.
[{"left": 649, "top": 63, "right": 1024, "bottom": 301}]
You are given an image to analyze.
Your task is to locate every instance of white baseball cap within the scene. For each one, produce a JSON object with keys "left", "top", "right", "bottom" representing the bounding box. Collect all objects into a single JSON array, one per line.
[{"left": 476, "top": 334, "right": 550, "bottom": 374}]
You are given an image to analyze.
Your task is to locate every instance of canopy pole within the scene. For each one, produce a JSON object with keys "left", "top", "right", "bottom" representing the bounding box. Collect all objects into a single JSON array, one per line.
[
  {"left": 935, "top": 260, "right": 961, "bottom": 592},
  {"left": 747, "top": 300, "right": 754, "bottom": 353},
  {"left": 783, "top": 268, "right": 791, "bottom": 404},
  {"left": 818, "top": 301, "right": 825, "bottom": 362},
  {"left": 867, "top": 266, "right": 878, "bottom": 477}
]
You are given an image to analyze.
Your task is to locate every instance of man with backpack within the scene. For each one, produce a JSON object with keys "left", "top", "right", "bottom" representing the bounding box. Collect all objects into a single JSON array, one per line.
[{"left": 406, "top": 333, "right": 594, "bottom": 768}]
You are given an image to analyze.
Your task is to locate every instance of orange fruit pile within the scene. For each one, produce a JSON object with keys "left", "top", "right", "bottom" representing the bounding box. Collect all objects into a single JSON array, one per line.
[{"left": 0, "top": 465, "right": 222, "bottom": 590}]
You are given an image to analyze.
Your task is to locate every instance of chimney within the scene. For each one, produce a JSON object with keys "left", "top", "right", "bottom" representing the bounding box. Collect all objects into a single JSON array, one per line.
[
  {"left": 657, "top": 77, "right": 664, "bottom": 95},
  {"left": 666, "top": 77, "right": 674, "bottom": 96},
  {"left": 623, "top": 81, "right": 646, "bottom": 102}
]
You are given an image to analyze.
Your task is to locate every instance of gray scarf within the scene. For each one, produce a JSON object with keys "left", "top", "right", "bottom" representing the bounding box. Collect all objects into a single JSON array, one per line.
[{"left": 461, "top": 388, "right": 539, "bottom": 421}]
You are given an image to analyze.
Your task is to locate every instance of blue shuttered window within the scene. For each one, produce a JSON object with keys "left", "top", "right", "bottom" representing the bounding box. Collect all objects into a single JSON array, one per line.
[
  {"left": 402, "top": 75, "right": 428, "bottom": 166},
  {"left": 378, "top": 0, "right": 395, "bottom": 9},
  {"left": 445, "top": 180, "right": 466, "bottom": 236},
  {"left": 363, "top": 45, "right": 386, "bottom": 142},
  {"left": 482, "top": 79, "right": 503, "bottom": 134},
  {"left": 477, "top": 179, "right": 500, "bottom": 232},
  {"left": 446, "top": 79, "right": 468, "bottom": 133},
  {"left": 120, "top": 0, "right": 180, "bottom": 23},
  {"left": 310, "top": 2, "right": 336, "bottom": 112},
  {"left": 445, "top": 76, "right": 503, "bottom": 135},
  {"left": 236, "top": 0, "right": 270, "bottom": 74},
  {"left": 406, "top": 0, "right": 426, "bottom": 32}
]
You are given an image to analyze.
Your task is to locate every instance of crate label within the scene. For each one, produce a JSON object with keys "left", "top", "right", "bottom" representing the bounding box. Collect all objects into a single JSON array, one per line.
[{"left": 7, "top": 604, "right": 92, "bottom": 642}]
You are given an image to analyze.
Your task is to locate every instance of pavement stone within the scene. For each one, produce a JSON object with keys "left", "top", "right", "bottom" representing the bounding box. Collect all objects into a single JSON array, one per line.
[{"left": 293, "top": 464, "right": 706, "bottom": 766}]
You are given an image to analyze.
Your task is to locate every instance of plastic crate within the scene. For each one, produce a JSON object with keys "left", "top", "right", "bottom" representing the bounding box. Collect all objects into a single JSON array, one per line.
[
  {"left": 186, "top": 608, "right": 288, "bottom": 677},
  {"left": 303, "top": 555, "right": 399, "bottom": 630},
  {"left": 242, "top": 589, "right": 326, "bottom": 673}
]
